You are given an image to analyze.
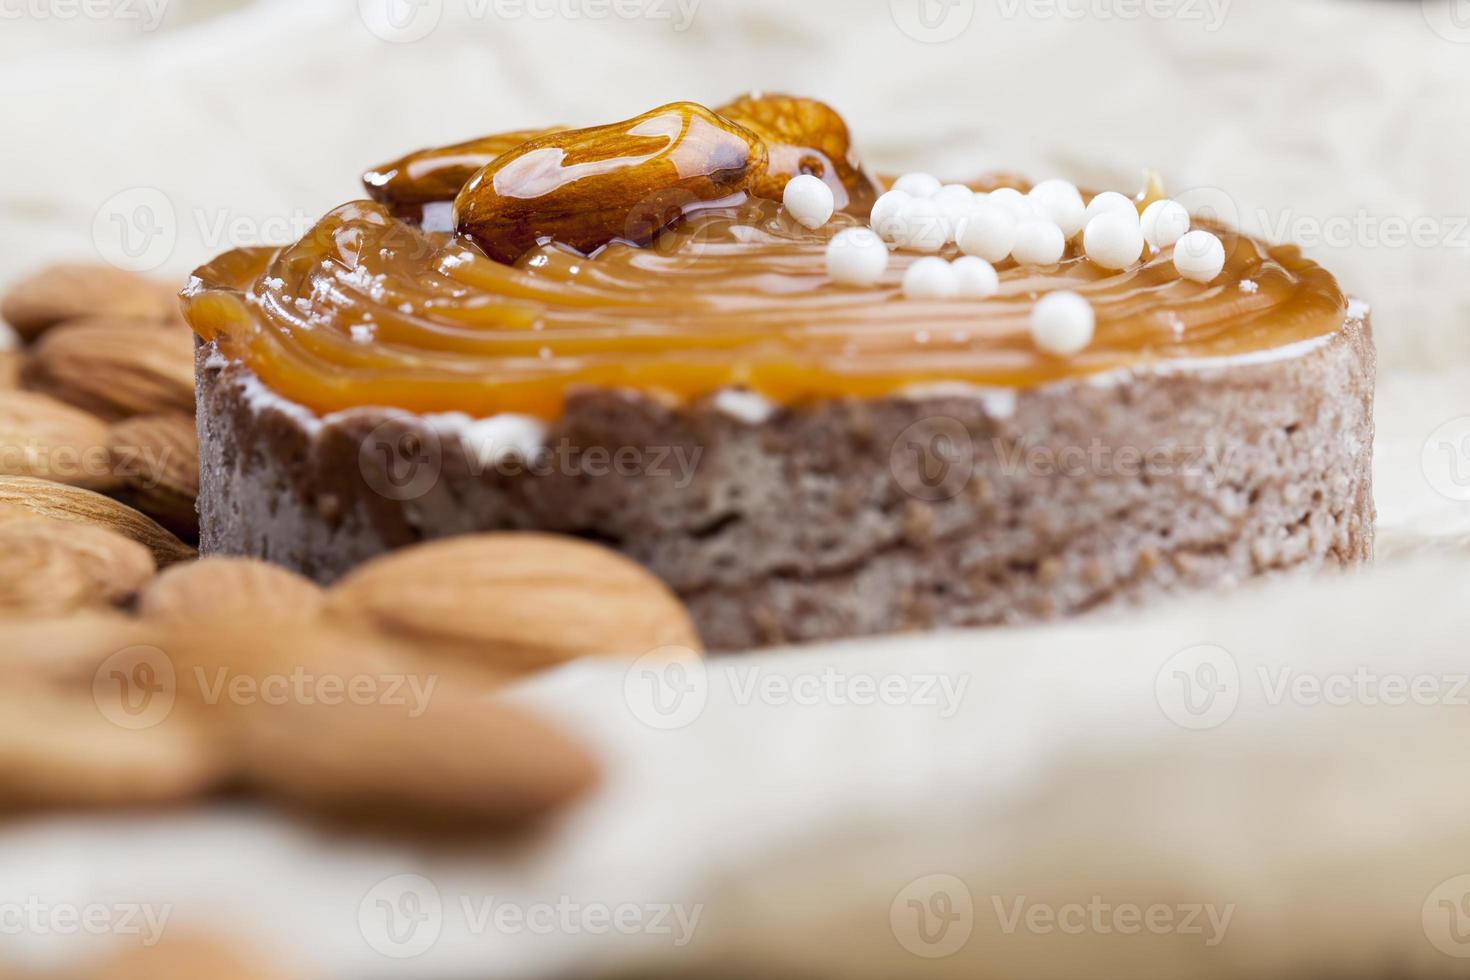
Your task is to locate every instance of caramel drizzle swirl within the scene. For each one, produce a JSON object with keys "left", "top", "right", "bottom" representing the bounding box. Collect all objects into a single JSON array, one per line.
[{"left": 184, "top": 188, "right": 1346, "bottom": 420}]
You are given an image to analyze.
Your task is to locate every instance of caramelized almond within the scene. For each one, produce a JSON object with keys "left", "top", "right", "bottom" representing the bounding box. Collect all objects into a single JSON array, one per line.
[
  {"left": 453, "top": 102, "right": 767, "bottom": 263},
  {"left": 716, "top": 92, "right": 880, "bottom": 213},
  {"left": 363, "top": 126, "right": 567, "bottom": 214}
]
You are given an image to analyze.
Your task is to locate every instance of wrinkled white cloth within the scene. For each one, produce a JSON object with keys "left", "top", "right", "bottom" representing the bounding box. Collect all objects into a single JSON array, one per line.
[{"left": 2, "top": 1, "right": 1470, "bottom": 976}]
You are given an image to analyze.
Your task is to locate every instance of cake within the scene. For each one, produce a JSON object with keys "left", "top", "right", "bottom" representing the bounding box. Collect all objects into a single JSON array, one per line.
[{"left": 184, "top": 95, "right": 1375, "bottom": 651}]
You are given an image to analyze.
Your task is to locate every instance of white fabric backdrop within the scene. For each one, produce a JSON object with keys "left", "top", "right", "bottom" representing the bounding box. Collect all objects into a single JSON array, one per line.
[{"left": 3, "top": 0, "right": 1470, "bottom": 975}]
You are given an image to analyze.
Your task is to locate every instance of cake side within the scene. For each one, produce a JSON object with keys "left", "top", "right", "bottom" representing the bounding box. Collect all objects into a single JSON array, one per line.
[{"left": 196, "top": 312, "right": 1374, "bottom": 651}]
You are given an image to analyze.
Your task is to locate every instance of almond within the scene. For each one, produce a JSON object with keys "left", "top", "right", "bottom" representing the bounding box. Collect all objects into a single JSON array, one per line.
[
  {"left": 715, "top": 92, "right": 880, "bottom": 212},
  {"left": 363, "top": 126, "right": 567, "bottom": 213},
  {"left": 1, "top": 610, "right": 153, "bottom": 685},
  {"left": 25, "top": 316, "right": 195, "bottom": 420},
  {"left": 139, "top": 557, "right": 325, "bottom": 626},
  {"left": 109, "top": 413, "right": 199, "bottom": 537},
  {"left": 0, "top": 350, "right": 21, "bottom": 389},
  {"left": 0, "top": 389, "right": 117, "bottom": 490},
  {"left": 0, "top": 686, "right": 222, "bottom": 809},
  {"left": 454, "top": 102, "right": 767, "bottom": 263},
  {"left": 172, "top": 624, "right": 598, "bottom": 825},
  {"left": 0, "top": 519, "right": 156, "bottom": 615},
  {"left": 0, "top": 476, "right": 196, "bottom": 566},
  {"left": 327, "top": 532, "right": 704, "bottom": 670},
  {"left": 0, "top": 264, "right": 177, "bottom": 342}
]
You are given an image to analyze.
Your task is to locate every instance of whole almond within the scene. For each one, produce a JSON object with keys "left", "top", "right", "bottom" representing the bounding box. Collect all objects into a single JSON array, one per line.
[
  {"left": 0, "top": 476, "right": 196, "bottom": 565},
  {"left": 26, "top": 316, "right": 195, "bottom": 420},
  {"left": 0, "top": 350, "right": 21, "bottom": 389},
  {"left": 0, "top": 687, "right": 222, "bottom": 809},
  {"left": 716, "top": 92, "right": 880, "bottom": 211},
  {"left": 1, "top": 264, "right": 176, "bottom": 342},
  {"left": 454, "top": 102, "right": 767, "bottom": 263},
  {"left": 363, "top": 125, "right": 567, "bottom": 213},
  {"left": 328, "top": 532, "right": 704, "bottom": 670},
  {"left": 0, "top": 519, "right": 155, "bottom": 615},
  {"left": 109, "top": 413, "right": 199, "bottom": 536},
  {"left": 139, "top": 557, "right": 325, "bottom": 626},
  {"left": 0, "top": 389, "right": 117, "bottom": 490},
  {"left": 83, "top": 934, "right": 308, "bottom": 980}
]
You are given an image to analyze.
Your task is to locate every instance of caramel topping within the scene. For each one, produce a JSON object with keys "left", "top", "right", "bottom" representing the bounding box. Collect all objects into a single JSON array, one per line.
[{"left": 184, "top": 188, "right": 1346, "bottom": 421}]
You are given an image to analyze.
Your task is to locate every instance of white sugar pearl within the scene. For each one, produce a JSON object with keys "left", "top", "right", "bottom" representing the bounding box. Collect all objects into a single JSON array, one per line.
[
  {"left": 955, "top": 203, "right": 1016, "bottom": 263},
  {"left": 892, "top": 173, "right": 942, "bottom": 198},
  {"left": 825, "top": 227, "right": 890, "bottom": 286},
  {"left": 1082, "top": 211, "right": 1145, "bottom": 270},
  {"left": 891, "top": 197, "right": 949, "bottom": 252},
  {"left": 869, "top": 189, "right": 911, "bottom": 240},
  {"left": 1028, "top": 179, "right": 1086, "bottom": 238},
  {"left": 987, "top": 187, "right": 1035, "bottom": 221},
  {"left": 1030, "top": 291, "right": 1095, "bottom": 356},
  {"left": 1011, "top": 220, "right": 1066, "bottom": 266},
  {"left": 1174, "top": 229, "right": 1226, "bottom": 283},
  {"left": 932, "top": 184, "right": 975, "bottom": 240},
  {"left": 1084, "top": 191, "right": 1137, "bottom": 226},
  {"left": 902, "top": 256, "right": 960, "bottom": 300},
  {"left": 783, "top": 174, "right": 835, "bottom": 230},
  {"left": 950, "top": 256, "right": 999, "bottom": 299},
  {"left": 1140, "top": 199, "right": 1190, "bottom": 250}
]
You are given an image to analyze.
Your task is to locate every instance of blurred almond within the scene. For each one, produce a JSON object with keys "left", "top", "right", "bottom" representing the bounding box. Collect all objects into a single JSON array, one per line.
[
  {"left": 0, "top": 690, "right": 222, "bottom": 809},
  {"left": 139, "top": 557, "right": 325, "bottom": 626},
  {"left": 0, "top": 389, "right": 117, "bottom": 490},
  {"left": 0, "top": 264, "right": 176, "bottom": 342},
  {"left": 0, "top": 476, "right": 196, "bottom": 566},
  {"left": 0, "top": 519, "right": 155, "bottom": 615},
  {"left": 1, "top": 611, "right": 154, "bottom": 684},
  {"left": 0, "top": 350, "right": 21, "bottom": 389},
  {"left": 25, "top": 316, "right": 194, "bottom": 420},
  {"left": 328, "top": 533, "right": 704, "bottom": 671},
  {"left": 109, "top": 413, "right": 199, "bottom": 537},
  {"left": 84, "top": 934, "right": 307, "bottom": 980}
]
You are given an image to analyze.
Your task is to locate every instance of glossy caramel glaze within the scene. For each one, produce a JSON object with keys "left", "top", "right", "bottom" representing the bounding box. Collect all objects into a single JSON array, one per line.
[{"left": 183, "top": 185, "right": 1347, "bottom": 420}]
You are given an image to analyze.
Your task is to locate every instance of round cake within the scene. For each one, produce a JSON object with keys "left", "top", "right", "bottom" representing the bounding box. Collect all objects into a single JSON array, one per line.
[{"left": 184, "top": 95, "right": 1374, "bottom": 651}]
